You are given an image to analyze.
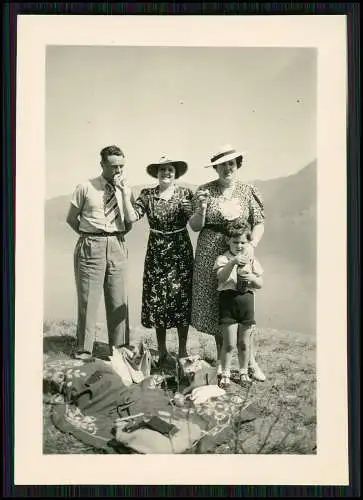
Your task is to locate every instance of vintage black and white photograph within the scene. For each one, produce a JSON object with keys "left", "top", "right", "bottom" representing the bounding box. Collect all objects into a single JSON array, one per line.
[
  {"left": 44, "top": 42, "right": 318, "bottom": 454},
  {"left": 15, "top": 15, "right": 348, "bottom": 485},
  {"left": 43, "top": 44, "right": 318, "bottom": 457}
]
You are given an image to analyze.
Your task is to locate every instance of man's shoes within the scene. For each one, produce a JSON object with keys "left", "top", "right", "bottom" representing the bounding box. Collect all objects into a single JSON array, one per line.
[{"left": 73, "top": 351, "right": 92, "bottom": 361}]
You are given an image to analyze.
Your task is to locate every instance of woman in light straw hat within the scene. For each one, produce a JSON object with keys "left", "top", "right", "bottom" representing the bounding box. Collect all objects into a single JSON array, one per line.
[
  {"left": 121, "top": 156, "right": 194, "bottom": 366},
  {"left": 189, "top": 144, "right": 266, "bottom": 382}
]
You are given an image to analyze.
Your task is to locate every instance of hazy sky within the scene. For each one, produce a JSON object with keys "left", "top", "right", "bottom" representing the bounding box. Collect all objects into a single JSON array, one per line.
[{"left": 46, "top": 46, "right": 316, "bottom": 199}]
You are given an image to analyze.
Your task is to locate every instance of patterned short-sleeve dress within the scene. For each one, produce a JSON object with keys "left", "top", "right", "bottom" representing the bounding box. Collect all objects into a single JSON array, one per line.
[
  {"left": 191, "top": 180, "right": 265, "bottom": 337},
  {"left": 133, "top": 185, "right": 194, "bottom": 329}
]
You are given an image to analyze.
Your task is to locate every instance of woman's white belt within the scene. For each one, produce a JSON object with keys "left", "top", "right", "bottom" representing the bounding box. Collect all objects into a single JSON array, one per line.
[{"left": 150, "top": 227, "right": 186, "bottom": 235}]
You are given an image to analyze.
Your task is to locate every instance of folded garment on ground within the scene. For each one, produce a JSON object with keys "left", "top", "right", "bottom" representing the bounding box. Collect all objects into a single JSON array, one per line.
[{"left": 113, "top": 417, "right": 203, "bottom": 454}]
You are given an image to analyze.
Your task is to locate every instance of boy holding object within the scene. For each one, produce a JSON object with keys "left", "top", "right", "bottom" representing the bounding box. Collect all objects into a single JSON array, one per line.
[{"left": 213, "top": 224, "right": 266, "bottom": 388}]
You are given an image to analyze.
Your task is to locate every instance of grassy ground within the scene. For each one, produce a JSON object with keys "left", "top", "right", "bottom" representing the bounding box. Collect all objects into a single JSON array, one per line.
[{"left": 43, "top": 320, "right": 316, "bottom": 454}]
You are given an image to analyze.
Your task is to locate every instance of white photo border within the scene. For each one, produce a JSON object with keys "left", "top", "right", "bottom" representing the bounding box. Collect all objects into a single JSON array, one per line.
[{"left": 15, "top": 15, "right": 348, "bottom": 486}]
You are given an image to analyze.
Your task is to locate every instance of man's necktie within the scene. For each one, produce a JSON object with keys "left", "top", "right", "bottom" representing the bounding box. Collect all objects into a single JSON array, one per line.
[{"left": 104, "top": 182, "right": 120, "bottom": 224}]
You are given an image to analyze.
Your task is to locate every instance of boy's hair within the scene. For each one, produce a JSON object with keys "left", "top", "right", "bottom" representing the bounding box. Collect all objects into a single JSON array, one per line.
[{"left": 224, "top": 223, "right": 252, "bottom": 240}]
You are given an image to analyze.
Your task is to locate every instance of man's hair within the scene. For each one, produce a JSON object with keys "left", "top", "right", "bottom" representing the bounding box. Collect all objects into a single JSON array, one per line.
[
  {"left": 224, "top": 222, "right": 252, "bottom": 240},
  {"left": 100, "top": 145, "right": 124, "bottom": 162}
]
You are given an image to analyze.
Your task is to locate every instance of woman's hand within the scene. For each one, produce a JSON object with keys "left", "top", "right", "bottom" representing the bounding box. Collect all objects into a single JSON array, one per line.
[
  {"left": 181, "top": 199, "right": 193, "bottom": 216},
  {"left": 189, "top": 189, "right": 209, "bottom": 231},
  {"left": 244, "top": 243, "right": 255, "bottom": 259},
  {"left": 195, "top": 189, "right": 209, "bottom": 211}
]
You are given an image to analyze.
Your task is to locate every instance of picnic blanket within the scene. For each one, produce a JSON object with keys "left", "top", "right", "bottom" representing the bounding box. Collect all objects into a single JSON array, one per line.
[{"left": 44, "top": 356, "right": 259, "bottom": 454}]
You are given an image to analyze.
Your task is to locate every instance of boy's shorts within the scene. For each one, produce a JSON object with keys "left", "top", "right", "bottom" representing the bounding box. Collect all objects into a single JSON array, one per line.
[{"left": 218, "top": 290, "right": 256, "bottom": 326}]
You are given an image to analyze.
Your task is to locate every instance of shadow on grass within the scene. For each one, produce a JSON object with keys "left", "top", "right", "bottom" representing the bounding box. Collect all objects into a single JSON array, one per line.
[
  {"left": 43, "top": 335, "right": 111, "bottom": 359},
  {"left": 43, "top": 335, "right": 75, "bottom": 357}
]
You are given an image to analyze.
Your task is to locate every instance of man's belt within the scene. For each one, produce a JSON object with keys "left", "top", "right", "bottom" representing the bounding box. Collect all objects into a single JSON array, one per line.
[{"left": 80, "top": 231, "right": 125, "bottom": 239}]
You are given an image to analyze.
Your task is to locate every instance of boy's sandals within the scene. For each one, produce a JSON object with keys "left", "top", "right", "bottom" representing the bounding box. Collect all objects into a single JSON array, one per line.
[
  {"left": 239, "top": 371, "right": 252, "bottom": 384},
  {"left": 248, "top": 364, "right": 266, "bottom": 382}
]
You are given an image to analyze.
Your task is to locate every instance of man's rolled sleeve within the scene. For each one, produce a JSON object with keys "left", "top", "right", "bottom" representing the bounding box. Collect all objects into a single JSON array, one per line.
[{"left": 71, "top": 183, "right": 87, "bottom": 210}]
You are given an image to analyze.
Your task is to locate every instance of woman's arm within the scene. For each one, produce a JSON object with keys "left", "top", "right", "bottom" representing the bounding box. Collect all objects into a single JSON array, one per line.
[
  {"left": 248, "top": 184, "right": 265, "bottom": 249},
  {"left": 118, "top": 181, "right": 147, "bottom": 223},
  {"left": 189, "top": 188, "right": 209, "bottom": 232},
  {"left": 250, "top": 222, "right": 264, "bottom": 248},
  {"left": 121, "top": 189, "right": 138, "bottom": 223},
  {"left": 189, "top": 207, "right": 206, "bottom": 232}
]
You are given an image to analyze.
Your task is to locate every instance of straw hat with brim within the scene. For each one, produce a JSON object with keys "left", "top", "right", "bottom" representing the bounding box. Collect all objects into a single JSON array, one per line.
[
  {"left": 205, "top": 144, "right": 243, "bottom": 168},
  {"left": 146, "top": 156, "right": 188, "bottom": 179}
]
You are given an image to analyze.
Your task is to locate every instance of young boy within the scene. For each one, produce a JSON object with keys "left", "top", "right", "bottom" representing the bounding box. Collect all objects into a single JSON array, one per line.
[{"left": 213, "top": 225, "right": 266, "bottom": 388}]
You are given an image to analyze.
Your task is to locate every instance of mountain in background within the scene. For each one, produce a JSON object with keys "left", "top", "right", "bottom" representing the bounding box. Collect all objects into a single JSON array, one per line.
[
  {"left": 253, "top": 160, "right": 317, "bottom": 270},
  {"left": 46, "top": 160, "right": 316, "bottom": 266},
  {"left": 44, "top": 160, "right": 317, "bottom": 334}
]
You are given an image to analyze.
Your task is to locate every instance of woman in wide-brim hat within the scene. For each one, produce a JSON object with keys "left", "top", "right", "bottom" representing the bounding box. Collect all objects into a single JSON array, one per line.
[
  {"left": 146, "top": 157, "right": 188, "bottom": 179},
  {"left": 121, "top": 155, "right": 194, "bottom": 366},
  {"left": 188, "top": 144, "right": 266, "bottom": 382}
]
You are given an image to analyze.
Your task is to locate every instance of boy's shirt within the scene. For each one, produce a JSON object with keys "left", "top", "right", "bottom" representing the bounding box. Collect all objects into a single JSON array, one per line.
[{"left": 213, "top": 250, "right": 263, "bottom": 293}]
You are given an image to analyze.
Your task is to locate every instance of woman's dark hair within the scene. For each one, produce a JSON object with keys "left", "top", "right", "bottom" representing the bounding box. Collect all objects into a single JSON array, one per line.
[
  {"left": 236, "top": 156, "right": 243, "bottom": 169},
  {"left": 212, "top": 155, "right": 243, "bottom": 171},
  {"left": 157, "top": 162, "right": 180, "bottom": 179},
  {"left": 100, "top": 145, "right": 124, "bottom": 162}
]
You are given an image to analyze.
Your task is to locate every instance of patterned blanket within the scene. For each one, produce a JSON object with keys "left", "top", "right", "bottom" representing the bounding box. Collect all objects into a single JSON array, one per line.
[{"left": 44, "top": 356, "right": 259, "bottom": 454}]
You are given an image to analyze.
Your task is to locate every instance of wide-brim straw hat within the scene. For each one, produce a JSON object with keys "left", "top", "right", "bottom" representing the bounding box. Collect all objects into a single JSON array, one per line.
[
  {"left": 146, "top": 155, "right": 188, "bottom": 179},
  {"left": 205, "top": 144, "right": 243, "bottom": 168}
]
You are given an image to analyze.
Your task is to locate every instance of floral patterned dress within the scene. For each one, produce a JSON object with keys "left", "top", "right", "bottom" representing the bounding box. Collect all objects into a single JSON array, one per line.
[
  {"left": 133, "top": 185, "right": 194, "bottom": 329},
  {"left": 191, "top": 180, "right": 265, "bottom": 338}
]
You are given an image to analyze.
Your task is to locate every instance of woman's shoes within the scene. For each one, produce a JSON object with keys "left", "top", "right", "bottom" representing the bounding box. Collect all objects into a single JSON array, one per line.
[
  {"left": 248, "top": 363, "right": 266, "bottom": 382},
  {"left": 219, "top": 375, "right": 231, "bottom": 389}
]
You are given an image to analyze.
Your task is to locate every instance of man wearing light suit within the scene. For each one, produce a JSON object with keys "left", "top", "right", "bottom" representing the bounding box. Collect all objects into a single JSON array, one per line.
[{"left": 66, "top": 145, "right": 134, "bottom": 359}]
